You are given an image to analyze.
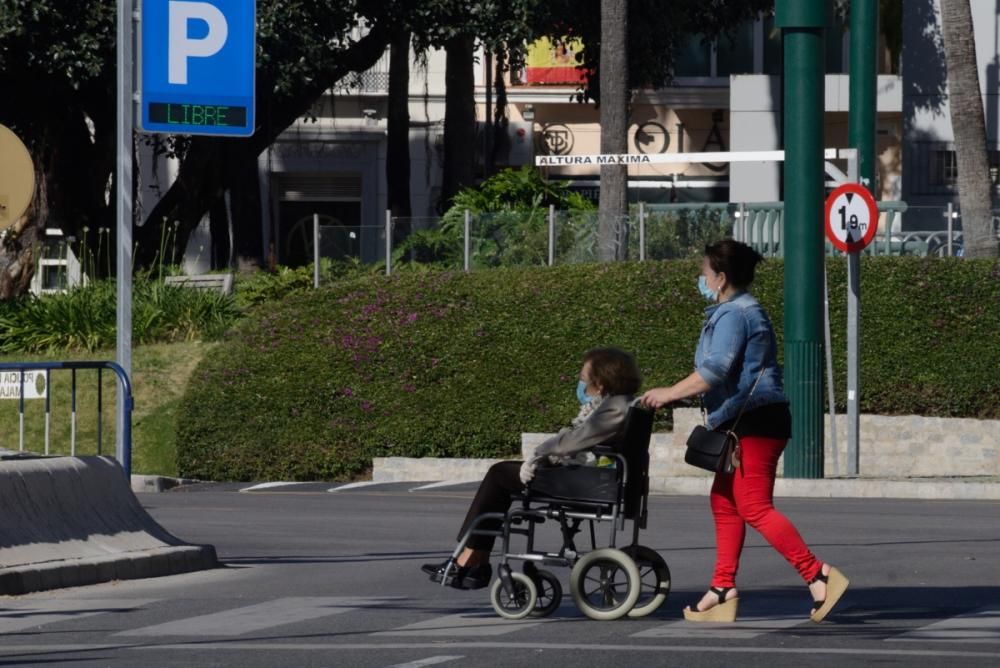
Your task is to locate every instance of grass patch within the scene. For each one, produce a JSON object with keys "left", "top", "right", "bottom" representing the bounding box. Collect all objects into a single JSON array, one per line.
[{"left": 0, "top": 341, "right": 211, "bottom": 475}]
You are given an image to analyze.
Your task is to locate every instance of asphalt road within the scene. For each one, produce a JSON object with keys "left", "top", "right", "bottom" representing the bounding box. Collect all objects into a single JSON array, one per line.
[{"left": 1, "top": 482, "right": 998, "bottom": 667}]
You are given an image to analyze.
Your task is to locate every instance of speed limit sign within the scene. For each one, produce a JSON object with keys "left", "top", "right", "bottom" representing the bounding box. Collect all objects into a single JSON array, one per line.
[{"left": 824, "top": 183, "right": 878, "bottom": 253}]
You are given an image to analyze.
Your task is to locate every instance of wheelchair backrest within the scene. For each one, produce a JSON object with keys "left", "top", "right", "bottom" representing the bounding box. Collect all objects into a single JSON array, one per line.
[{"left": 612, "top": 403, "right": 655, "bottom": 519}]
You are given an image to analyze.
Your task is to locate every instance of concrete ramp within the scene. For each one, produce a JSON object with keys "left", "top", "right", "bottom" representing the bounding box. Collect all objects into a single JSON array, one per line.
[{"left": 0, "top": 455, "right": 217, "bottom": 595}]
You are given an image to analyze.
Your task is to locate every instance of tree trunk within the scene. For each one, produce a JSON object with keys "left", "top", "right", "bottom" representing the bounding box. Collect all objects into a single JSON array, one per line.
[
  {"left": 229, "top": 161, "right": 264, "bottom": 272},
  {"left": 441, "top": 33, "right": 477, "bottom": 210},
  {"left": 0, "top": 151, "right": 45, "bottom": 299},
  {"left": 387, "top": 30, "right": 412, "bottom": 246},
  {"left": 491, "top": 49, "right": 510, "bottom": 171},
  {"left": 598, "top": 0, "right": 629, "bottom": 261},
  {"left": 939, "top": 0, "right": 998, "bottom": 258}
]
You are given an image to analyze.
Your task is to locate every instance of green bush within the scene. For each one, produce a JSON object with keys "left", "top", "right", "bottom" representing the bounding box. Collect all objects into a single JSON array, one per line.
[
  {"left": 395, "top": 166, "right": 595, "bottom": 268},
  {"left": 176, "top": 257, "right": 1000, "bottom": 482},
  {"left": 0, "top": 279, "right": 240, "bottom": 352}
]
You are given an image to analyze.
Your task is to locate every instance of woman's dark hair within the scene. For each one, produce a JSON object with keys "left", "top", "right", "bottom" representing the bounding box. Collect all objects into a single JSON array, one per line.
[
  {"left": 704, "top": 239, "right": 764, "bottom": 289},
  {"left": 583, "top": 347, "right": 642, "bottom": 396}
]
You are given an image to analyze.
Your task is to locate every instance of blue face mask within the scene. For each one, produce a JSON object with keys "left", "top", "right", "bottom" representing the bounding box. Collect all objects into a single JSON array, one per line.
[
  {"left": 698, "top": 275, "right": 718, "bottom": 302},
  {"left": 576, "top": 380, "right": 591, "bottom": 405}
]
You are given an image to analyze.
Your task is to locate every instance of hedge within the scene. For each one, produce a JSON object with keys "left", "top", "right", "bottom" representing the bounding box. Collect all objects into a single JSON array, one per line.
[{"left": 176, "top": 257, "right": 1000, "bottom": 481}]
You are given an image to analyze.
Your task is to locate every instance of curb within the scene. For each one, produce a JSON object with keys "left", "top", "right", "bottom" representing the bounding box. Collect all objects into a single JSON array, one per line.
[
  {"left": 373, "top": 457, "right": 1000, "bottom": 501},
  {"left": 131, "top": 474, "right": 202, "bottom": 493},
  {"left": 0, "top": 545, "right": 219, "bottom": 597}
]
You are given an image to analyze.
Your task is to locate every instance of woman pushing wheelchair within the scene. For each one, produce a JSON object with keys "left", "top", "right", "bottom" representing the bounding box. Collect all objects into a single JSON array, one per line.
[
  {"left": 640, "top": 239, "right": 849, "bottom": 623},
  {"left": 421, "top": 346, "right": 642, "bottom": 590}
]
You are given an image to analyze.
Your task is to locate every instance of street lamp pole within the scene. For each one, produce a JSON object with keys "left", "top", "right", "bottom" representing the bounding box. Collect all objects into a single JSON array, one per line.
[{"left": 777, "top": 1, "right": 827, "bottom": 478}]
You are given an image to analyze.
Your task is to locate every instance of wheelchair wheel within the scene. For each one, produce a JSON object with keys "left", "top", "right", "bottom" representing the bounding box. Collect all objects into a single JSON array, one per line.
[
  {"left": 569, "top": 548, "right": 641, "bottom": 621},
  {"left": 490, "top": 572, "right": 538, "bottom": 620},
  {"left": 529, "top": 569, "right": 563, "bottom": 618},
  {"left": 621, "top": 544, "right": 671, "bottom": 618}
]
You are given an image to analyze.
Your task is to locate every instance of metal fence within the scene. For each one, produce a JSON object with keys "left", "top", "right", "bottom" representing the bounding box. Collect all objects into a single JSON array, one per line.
[
  {"left": 0, "top": 361, "right": 133, "bottom": 475},
  {"left": 303, "top": 203, "right": 1000, "bottom": 282}
]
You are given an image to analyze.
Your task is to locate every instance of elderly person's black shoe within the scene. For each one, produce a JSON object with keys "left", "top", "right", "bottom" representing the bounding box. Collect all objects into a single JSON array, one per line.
[{"left": 422, "top": 560, "right": 492, "bottom": 589}]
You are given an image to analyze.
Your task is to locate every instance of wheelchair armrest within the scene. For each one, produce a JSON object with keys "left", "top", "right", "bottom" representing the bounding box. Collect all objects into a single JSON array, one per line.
[{"left": 591, "top": 445, "right": 617, "bottom": 456}]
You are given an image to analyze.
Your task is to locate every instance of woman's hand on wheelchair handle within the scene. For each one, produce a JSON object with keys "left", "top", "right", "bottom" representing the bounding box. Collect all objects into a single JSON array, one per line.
[
  {"left": 639, "top": 387, "right": 676, "bottom": 410},
  {"left": 519, "top": 459, "right": 537, "bottom": 485}
]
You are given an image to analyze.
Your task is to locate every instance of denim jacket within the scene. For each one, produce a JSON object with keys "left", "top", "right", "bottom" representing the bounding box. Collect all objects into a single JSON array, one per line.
[{"left": 694, "top": 291, "right": 787, "bottom": 429}]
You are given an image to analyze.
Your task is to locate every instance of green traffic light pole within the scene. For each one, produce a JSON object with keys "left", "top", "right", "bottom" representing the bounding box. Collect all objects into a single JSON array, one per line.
[{"left": 777, "top": 2, "right": 826, "bottom": 478}]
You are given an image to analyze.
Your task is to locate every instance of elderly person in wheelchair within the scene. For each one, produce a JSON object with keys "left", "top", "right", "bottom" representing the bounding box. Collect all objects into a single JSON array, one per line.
[{"left": 422, "top": 347, "right": 666, "bottom": 620}]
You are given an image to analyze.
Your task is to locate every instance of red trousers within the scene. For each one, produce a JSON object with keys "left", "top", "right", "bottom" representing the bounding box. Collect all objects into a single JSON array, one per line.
[{"left": 709, "top": 435, "right": 823, "bottom": 588}]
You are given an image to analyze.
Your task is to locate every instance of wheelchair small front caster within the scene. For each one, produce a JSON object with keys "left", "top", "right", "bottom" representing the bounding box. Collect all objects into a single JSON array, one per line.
[
  {"left": 490, "top": 568, "right": 537, "bottom": 620},
  {"left": 523, "top": 563, "right": 562, "bottom": 618}
]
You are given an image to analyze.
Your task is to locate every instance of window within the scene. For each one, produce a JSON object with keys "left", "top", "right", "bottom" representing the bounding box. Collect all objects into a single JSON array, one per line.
[
  {"left": 932, "top": 150, "right": 958, "bottom": 187},
  {"left": 717, "top": 22, "right": 755, "bottom": 77},
  {"left": 675, "top": 34, "right": 712, "bottom": 78}
]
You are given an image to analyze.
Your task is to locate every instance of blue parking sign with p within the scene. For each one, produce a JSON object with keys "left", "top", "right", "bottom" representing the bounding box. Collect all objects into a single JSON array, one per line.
[{"left": 141, "top": 0, "right": 255, "bottom": 137}]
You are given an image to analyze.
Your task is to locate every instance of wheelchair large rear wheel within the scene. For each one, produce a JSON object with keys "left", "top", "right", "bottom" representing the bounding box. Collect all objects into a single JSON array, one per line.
[
  {"left": 490, "top": 572, "right": 538, "bottom": 620},
  {"left": 621, "top": 544, "right": 671, "bottom": 618},
  {"left": 569, "top": 548, "right": 641, "bottom": 620},
  {"left": 528, "top": 569, "right": 563, "bottom": 618}
]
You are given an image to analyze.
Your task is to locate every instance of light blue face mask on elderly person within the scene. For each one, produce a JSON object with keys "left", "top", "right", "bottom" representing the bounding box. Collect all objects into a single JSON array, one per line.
[
  {"left": 698, "top": 275, "right": 718, "bottom": 302},
  {"left": 576, "top": 380, "right": 592, "bottom": 405}
]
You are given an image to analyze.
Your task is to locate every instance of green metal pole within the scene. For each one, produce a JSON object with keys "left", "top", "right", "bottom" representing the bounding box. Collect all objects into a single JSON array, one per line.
[
  {"left": 777, "top": 2, "right": 826, "bottom": 478},
  {"left": 849, "top": 0, "right": 878, "bottom": 191}
]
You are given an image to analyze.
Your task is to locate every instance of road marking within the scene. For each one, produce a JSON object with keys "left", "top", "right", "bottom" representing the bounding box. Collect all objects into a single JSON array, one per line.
[
  {"left": 890, "top": 606, "right": 1000, "bottom": 643},
  {"left": 631, "top": 614, "right": 806, "bottom": 640},
  {"left": 372, "top": 610, "right": 556, "bottom": 637},
  {"left": 328, "top": 481, "right": 386, "bottom": 492},
  {"left": 0, "top": 599, "right": 157, "bottom": 635},
  {"left": 240, "top": 481, "right": 311, "bottom": 492},
  {"left": 113, "top": 641, "right": 1000, "bottom": 658},
  {"left": 116, "top": 596, "right": 404, "bottom": 637},
  {"left": 384, "top": 656, "right": 463, "bottom": 668},
  {"left": 409, "top": 481, "right": 477, "bottom": 491}
]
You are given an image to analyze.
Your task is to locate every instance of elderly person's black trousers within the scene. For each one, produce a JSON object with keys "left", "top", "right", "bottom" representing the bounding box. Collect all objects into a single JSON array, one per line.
[{"left": 456, "top": 461, "right": 523, "bottom": 551}]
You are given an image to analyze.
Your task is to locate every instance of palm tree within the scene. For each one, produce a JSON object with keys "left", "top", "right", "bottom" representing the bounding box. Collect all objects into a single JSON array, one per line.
[
  {"left": 939, "top": 0, "right": 998, "bottom": 257},
  {"left": 598, "top": 0, "right": 629, "bottom": 261}
]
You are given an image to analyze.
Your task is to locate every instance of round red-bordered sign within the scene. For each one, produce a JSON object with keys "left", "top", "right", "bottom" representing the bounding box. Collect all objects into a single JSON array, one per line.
[{"left": 824, "top": 183, "right": 878, "bottom": 253}]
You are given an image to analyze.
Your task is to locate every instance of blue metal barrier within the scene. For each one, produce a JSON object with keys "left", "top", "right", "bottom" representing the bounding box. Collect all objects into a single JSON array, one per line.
[{"left": 0, "top": 361, "right": 133, "bottom": 475}]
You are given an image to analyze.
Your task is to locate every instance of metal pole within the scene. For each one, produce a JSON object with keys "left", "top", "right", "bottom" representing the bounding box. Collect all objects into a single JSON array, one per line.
[
  {"left": 313, "top": 213, "right": 320, "bottom": 288},
  {"left": 116, "top": 0, "right": 135, "bottom": 473},
  {"left": 946, "top": 202, "right": 954, "bottom": 256},
  {"left": 548, "top": 204, "right": 555, "bottom": 266},
  {"left": 778, "top": 1, "right": 826, "bottom": 478},
  {"left": 823, "top": 266, "right": 838, "bottom": 476},
  {"left": 845, "top": 153, "right": 861, "bottom": 476},
  {"left": 385, "top": 209, "right": 392, "bottom": 276},
  {"left": 638, "top": 201, "right": 646, "bottom": 261},
  {"left": 463, "top": 209, "right": 471, "bottom": 272}
]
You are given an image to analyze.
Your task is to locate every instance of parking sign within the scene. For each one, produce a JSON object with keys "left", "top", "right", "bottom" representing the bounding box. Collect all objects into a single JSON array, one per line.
[{"left": 140, "top": 0, "right": 255, "bottom": 136}]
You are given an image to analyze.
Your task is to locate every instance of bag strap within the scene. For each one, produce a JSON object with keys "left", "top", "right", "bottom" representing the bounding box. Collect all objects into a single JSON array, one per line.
[{"left": 728, "top": 368, "right": 767, "bottom": 433}]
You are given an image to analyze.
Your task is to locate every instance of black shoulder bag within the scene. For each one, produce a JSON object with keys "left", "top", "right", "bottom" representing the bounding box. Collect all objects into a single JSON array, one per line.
[{"left": 684, "top": 370, "right": 765, "bottom": 474}]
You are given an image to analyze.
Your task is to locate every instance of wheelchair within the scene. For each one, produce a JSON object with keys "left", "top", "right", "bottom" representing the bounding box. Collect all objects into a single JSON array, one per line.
[{"left": 444, "top": 402, "right": 671, "bottom": 621}]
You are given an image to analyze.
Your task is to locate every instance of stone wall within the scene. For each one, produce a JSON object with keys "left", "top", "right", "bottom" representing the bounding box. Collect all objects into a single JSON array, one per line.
[{"left": 525, "top": 408, "right": 1000, "bottom": 479}]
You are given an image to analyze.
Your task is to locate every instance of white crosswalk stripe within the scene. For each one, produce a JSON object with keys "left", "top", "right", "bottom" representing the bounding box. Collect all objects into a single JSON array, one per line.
[
  {"left": 0, "top": 598, "right": 158, "bottom": 634},
  {"left": 372, "top": 609, "right": 562, "bottom": 637},
  {"left": 631, "top": 614, "right": 807, "bottom": 640},
  {"left": 116, "top": 596, "right": 404, "bottom": 637},
  {"left": 384, "top": 656, "right": 464, "bottom": 668},
  {"left": 889, "top": 606, "right": 1000, "bottom": 644}
]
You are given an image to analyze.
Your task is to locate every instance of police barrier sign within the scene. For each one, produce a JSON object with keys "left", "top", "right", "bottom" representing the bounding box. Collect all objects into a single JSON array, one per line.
[
  {"left": 0, "top": 371, "right": 47, "bottom": 400},
  {"left": 141, "top": 0, "right": 255, "bottom": 136}
]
